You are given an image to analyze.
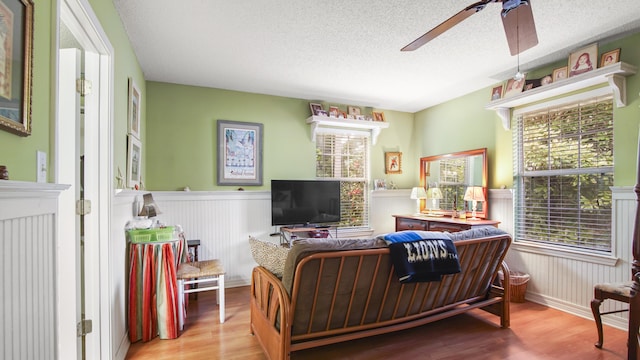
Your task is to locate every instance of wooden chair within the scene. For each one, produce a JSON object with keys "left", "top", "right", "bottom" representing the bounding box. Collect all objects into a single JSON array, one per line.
[
  {"left": 177, "top": 259, "right": 226, "bottom": 330},
  {"left": 591, "top": 281, "right": 632, "bottom": 348}
]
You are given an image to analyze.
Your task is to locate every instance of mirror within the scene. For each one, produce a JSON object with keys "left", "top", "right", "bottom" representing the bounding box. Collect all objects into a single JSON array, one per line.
[{"left": 419, "top": 148, "right": 487, "bottom": 219}]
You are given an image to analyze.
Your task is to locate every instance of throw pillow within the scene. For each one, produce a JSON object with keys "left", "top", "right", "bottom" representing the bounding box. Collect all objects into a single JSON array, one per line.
[{"left": 249, "top": 236, "right": 290, "bottom": 278}]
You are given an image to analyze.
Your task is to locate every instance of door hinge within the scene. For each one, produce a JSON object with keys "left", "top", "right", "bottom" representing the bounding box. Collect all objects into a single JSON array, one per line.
[
  {"left": 77, "top": 319, "right": 93, "bottom": 337},
  {"left": 76, "top": 78, "right": 92, "bottom": 96},
  {"left": 76, "top": 199, "right": 91, "bottom": 215}
]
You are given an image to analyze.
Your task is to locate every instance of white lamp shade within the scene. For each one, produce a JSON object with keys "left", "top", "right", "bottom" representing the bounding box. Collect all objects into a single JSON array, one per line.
[
  {"left": 410, "top": 187, "right": 427, "bottom": 200},
  {"left": 463, "top": 186, "right": 485, "bottom": 202}
]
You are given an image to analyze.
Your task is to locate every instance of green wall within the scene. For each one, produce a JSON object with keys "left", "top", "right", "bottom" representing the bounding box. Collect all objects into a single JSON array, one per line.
[
  {"left": 415, "top": 32, "right": 640, "bottom": 188},
  {"left": 87, "top": 0, "right": 147, "bottom": 187},
  {"left": 0, "top": 1, "right": 52, "bottom": 181},
  {"left": 145, "top": 82, "right": 416, "bottom": 190}
]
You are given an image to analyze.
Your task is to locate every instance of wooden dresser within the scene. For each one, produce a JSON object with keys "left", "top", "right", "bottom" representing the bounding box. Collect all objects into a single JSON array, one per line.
[{"left": 393, "top": 214, "right": 500, "bottom": 233}]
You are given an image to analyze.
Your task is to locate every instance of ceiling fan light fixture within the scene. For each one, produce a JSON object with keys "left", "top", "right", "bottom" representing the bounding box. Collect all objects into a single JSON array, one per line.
[{"left": 513, "top": 71, "right": 525, "bottom": 81}]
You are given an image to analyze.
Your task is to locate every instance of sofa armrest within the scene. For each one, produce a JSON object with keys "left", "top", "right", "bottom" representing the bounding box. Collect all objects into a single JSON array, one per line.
[{"left": 250, "top": 266, "right": 292, "bottom": 360}]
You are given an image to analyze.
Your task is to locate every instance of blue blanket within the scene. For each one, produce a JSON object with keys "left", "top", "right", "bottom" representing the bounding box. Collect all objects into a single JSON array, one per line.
[{"left": 383, "top": 231, "right": 461, "bottom": 283}]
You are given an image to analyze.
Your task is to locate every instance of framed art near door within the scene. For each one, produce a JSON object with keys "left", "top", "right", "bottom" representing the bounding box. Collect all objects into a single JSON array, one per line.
[{"left": 0, "top": 0, "right": 34, "bottom": 136}]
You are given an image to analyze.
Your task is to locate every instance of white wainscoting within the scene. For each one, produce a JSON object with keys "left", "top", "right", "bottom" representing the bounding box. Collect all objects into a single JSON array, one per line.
[
  {"left": 149, "top": 189, "right": 414, "bottom": 287},
  {"left": 0, "top": 181, "right": 68, "bottom": 360},
  {"left": 489, "top": 187, "right": 635, "bottom": 330},
  {"left": 143, "top": 188, "right": 634, "bottom": 331}
]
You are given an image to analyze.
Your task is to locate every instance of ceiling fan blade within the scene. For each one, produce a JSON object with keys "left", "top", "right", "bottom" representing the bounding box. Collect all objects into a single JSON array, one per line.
[
  {"left": 402, "top": 0, "right": 497, "bottom": 52},
  {"left": 501, "top": 2, "right": 538, "bottom": 55}
]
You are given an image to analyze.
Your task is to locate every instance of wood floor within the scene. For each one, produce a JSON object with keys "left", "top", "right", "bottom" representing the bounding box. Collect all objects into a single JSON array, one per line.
[{"left": 126, "top": 286, "right": 629, "bottom": 360}]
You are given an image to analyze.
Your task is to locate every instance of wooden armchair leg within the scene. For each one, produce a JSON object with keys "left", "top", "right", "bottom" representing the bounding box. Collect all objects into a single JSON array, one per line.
[{"left": 590, "top": 297, "right": 604, "bottom": 348}]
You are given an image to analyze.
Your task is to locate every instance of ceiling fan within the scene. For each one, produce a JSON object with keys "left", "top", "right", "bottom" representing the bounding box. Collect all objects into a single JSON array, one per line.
[{"left": 401, "top": 0, "right": 538, "bottom": 55}]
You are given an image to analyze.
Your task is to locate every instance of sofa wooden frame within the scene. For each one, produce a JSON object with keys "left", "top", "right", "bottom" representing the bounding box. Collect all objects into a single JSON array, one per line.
[{"left": 250, "top": 234, "right": 511, "bottom": 360}]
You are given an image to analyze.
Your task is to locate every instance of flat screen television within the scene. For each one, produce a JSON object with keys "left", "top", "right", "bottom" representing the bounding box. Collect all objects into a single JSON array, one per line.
[{"left": 271, "top": 180, "right": 341, "bottom": 226}]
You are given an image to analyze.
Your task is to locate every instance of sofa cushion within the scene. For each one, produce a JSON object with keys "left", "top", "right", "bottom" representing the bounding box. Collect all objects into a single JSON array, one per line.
[
  {"left": 249, "top": 236, "right": 290, "bottom": 278},
  {"left": 282, "top": 237, "right": 387, "bottom": 294},
  {"left": 447, "top": 226, "right": 509, "bottom": 241}
]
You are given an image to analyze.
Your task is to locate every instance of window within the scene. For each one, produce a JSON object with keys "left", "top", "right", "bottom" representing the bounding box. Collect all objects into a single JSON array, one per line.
[
  {"left": 316, "top": 132, "right": 369, "bottom": 228},
  {"left": 513, "top": 94, "right": 614, "bottom": 252}
]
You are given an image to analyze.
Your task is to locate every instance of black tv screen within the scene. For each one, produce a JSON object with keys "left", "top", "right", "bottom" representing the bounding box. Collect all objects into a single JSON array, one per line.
[{"left": 271, "top": 180, "right": 341, "bottom": 226}]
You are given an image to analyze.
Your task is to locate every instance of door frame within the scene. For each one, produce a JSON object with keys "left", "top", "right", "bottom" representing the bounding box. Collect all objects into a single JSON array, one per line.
[{"left": 55, "top": 0, "right": 114, "bottom": 358}]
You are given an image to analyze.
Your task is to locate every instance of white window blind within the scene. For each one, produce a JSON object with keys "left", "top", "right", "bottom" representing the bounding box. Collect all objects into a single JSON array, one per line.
[
  {"left": 316, "top": 133, "right": 370, "bottom": 228},
  {"left": 513, "top": 95, "right": 613, "bottom": 252}
]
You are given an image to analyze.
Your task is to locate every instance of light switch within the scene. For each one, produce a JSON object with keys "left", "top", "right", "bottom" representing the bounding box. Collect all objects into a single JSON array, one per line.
[{"left": 37, "top": 151, "right": 47, "bottom": 183}]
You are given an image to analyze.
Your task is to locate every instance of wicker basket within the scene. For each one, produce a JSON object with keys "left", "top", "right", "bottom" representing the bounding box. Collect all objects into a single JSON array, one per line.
[{"left": 508, "top": 271, "right": 530, "bottom": 303}]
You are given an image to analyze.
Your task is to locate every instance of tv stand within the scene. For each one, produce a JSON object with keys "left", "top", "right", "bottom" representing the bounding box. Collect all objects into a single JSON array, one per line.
[{"left": 279, "top": 225, "right": 337, "bottom": 247}]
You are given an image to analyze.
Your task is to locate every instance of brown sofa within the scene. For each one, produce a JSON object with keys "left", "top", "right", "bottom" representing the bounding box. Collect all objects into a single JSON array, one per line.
[{"left": 250, "top": 227, "right": 512, "bottom": 360}]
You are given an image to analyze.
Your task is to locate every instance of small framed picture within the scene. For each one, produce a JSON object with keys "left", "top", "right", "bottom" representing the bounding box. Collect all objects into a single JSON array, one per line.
[
  {"left": 374, "top": 179, "right": 386, "bottom": 190},
  {"left": 127, "top": 135, "right": 142, "bottom": 189},
  {"left": 329, "top": 106, "right": 340, "bottom": 118},
  {"left": 348, "top": 106, "right": 361, "bottom": 115},
  {"left": 503, "top": 77, "right": 526, "bottom": 98},
  {"left": 600, "top": 48, "right": 621, "bottom": 67},
  {"left": 568, "top": 43, "right": 598, "bottom": 77},
  {"left": 490, "top": 85, "right": 503, "bottom": 100},
  {"left": 128, "top": 78, "right": 142, "bottom": 139},
  {"left": 552, "top": 66, "right": 568, "bottom": 81},
  {"left": 309, "top": 103, "right": 323, "bottom": 116},
  {"left": 385, "top": 152, "right": 402, "bottom": 174},
  {"left": 372, "top": 111, "right": 385, "bottom": 122}
]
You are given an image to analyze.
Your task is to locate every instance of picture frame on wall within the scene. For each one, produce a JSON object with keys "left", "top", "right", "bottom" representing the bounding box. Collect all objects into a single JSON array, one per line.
[
  {"left": 127, "top": 135, "right": 142, "bottom": 189},
  {"left": 128, "top": 78, "right": 141, "bottom": 139},
  {"left": 0, "top": 0, "right": 33, "bottom": 137},
  {"left": 217, "top": 119, "right": 263, "bottom": 186},
  {"left": 600, "top": 48, "right": 621, "bottom": 67},
  {"left": 385, "top": 152, "right": 402, "bottom": 174},
  {"left": 568, "top": 43, "right": 598, "bottom": 77}
]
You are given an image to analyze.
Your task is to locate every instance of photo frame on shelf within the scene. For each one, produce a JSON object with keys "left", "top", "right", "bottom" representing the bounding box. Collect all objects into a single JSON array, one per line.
[
  {"left": 309, "top": 102, "right": 323, "bottom": 116},
  {"left": 503, "top": 76, "right": 526, "bottom": 98},
  {"left": 127, "top": 135, "right": 142, "bottom": 189},
  {"left": 329, "top": 106, "right": 339, "bottom": 118},
  {"left": 374, "top": 179, "right": 386, "bottom": 190},
  {"left": 373, "top": 111, "right": 385, "bottom": 122},
  {"left": 491, "top": 85, "right": 503, "bottom": 100},
  {"left": 348, "top": 106, "right": 361, "bottom": 115},
  {"left": 128, "top": 78, "right": 141, "bottom": 139},
  {"left": 0, "top": 0, "right": 33, "bottom": 137},
  {"left": 600, "top": 48, "right": 621, "bottom": 67},
  {"left": 568, "top": 43, "right": 598, "bottom": 77},
  {"left": 552, "top": 66, "right": 568, "bottom": 81},
  {"left": 385, "top": 152, "right": 402, "bottom": 174},
  {"left": 217, "top": 119, "right": 263, "bottom": 186}
]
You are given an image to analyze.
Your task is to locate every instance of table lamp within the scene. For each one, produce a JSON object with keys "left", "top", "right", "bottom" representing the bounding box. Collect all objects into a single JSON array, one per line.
[
  {"left": 138, "top": 193, "right": 162, "bottom": 217},
  {"left": 426, "top": 187, "right": 443, "bottom": 214},
  {"left": 463, "top": 186, "right": 485, "bottom": 220},
  {"left": 410, "top": 187, "right": 427, "bottom": 215}
]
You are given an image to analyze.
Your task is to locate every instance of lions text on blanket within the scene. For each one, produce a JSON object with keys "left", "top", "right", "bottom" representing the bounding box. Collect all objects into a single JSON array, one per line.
[{"left": 382, "top": 231, "right": 461, "bottom": 283}]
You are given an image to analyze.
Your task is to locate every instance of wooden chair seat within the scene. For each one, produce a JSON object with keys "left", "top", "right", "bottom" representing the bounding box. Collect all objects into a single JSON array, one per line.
[
  {"left": 177, "top": 259, "right": 225, "bottom": 329},
  {"left": 590, "top": 281, "right": 633, "bottom": 348}
]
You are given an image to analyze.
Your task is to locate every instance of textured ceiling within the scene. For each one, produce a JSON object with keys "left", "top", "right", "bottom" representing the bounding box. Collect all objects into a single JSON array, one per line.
[{"left": 113, "top": 1, "right": 640, "bottom": 113}]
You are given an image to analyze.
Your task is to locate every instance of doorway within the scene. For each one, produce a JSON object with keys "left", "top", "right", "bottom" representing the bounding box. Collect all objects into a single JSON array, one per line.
[{"left": 57, "top": 0, "right": 113, "bottom": 359}]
